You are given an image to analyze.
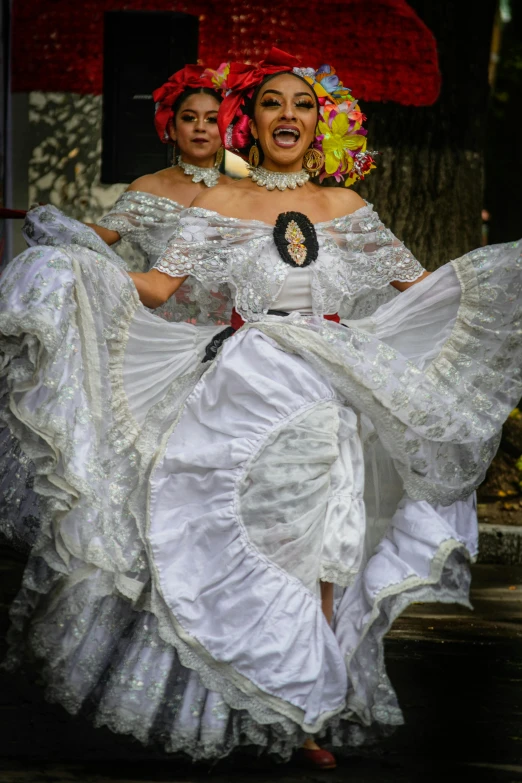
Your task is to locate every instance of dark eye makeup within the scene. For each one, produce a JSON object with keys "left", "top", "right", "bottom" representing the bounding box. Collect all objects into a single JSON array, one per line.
[
  {"left": 260, "top": 99, "right": 282, "bottom": 107},
  {"left": 180, "top": 113, "right": 218, "bottom": 123},
  {"left": 260, "top": 98, "right": 315, "bottom": 109}
]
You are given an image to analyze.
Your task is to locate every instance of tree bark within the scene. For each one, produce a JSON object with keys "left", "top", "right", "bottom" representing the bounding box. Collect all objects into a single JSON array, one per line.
[
  {"left": 353, "top": 0, "right": 497, "bottom": 270},
  {"left": 485, "top": 3, "right": 522, "bottom": 245}
]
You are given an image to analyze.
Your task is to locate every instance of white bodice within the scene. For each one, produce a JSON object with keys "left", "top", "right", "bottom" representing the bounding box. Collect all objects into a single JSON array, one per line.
[
  {"left": 153, "top": 203, "right": 425, "bottom": 321},
  {"left": 273, "top": 268, "right": 313, "bottom": 312}
]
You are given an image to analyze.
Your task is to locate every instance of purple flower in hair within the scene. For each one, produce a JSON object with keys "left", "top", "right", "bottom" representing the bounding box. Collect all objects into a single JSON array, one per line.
[{"left": 315, "top": 65, "right": 341, "bottom": 94}]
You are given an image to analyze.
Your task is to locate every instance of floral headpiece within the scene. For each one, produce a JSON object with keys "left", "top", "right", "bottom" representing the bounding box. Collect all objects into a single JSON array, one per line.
[
  {"left": 206, "top": 47, "right": 376, "bottom": 187},
  {"left": 152, "top": 65, "right": 218, "bottom": 144}
]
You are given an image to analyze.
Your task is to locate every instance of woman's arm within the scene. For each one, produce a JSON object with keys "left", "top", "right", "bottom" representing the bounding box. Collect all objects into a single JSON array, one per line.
[
  {"left": 391, "top": 270, "right": 431, "bottom": 292},
  {"left": 128, "top": 269, "right": 187, "bottom": 308},
  {"left": 327, "top": 191, "right": 431, "bottom": 294},
  {"left": 85, "top": 223, "right": 121, "bottom": 246},
  {"left": 85, "top": 176, "right": 160, "bottom": 245}
]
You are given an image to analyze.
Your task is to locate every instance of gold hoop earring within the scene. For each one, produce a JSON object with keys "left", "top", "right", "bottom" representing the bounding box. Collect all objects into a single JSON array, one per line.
[
  {"left": 249, "top": 140, "right": 260, "bottom": 168},
  {"left": 215, "top": 146, "right": 224, "bottom": 169},
  {"left": 171, "top": 140, "right": 178, "bottom": 166},
  {"left": 303, "top": 147, "right": 325, "bottom": 176}
]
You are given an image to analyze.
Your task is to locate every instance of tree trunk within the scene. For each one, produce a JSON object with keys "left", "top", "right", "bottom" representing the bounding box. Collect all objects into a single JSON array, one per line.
[
  {"left": 353, "top": 0, "right": 497, "bottom": 270},
  {"left": 485, "top": 2, "right": 522, "bottom": 245},
  {"left": 352, "top": 1, "right": 520, "bottom": 512}
]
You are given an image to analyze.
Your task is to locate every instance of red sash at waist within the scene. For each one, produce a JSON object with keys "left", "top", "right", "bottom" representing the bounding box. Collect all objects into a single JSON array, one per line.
[{"left": 230, "top": 308, "right": 340, "bottom": 331}]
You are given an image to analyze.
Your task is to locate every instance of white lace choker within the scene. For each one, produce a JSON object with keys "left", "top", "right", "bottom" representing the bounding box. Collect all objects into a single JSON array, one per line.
[
  {"left": 177, "top": 157, "right": 220, "bottom": 188},
  {"left": 248, "top": 166, "right": 310, "bottom": 191}
]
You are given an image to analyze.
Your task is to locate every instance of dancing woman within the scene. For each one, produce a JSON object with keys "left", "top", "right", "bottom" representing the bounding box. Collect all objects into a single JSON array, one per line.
[
  {"left": 0, "top": 48, "right": 520, "bottom": 768},
  {"left": 89, "top": 64, "right": 230, "bottom": 269},
  {"left": 25, "top": 64, "right": 230, "bottom": 278}
]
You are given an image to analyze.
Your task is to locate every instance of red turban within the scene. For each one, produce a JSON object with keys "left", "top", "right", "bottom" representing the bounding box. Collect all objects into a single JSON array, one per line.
[{"left": 153, "top": 65, "right": 217, "bottom": 144}]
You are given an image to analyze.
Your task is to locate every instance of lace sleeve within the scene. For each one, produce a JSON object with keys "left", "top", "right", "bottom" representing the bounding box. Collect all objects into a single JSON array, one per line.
[
  {"left": 97, "top": 191, "right": 182, "bottom": 240},
  {"left": 153, "top": 207, "right": 261, "bottom": 286},
  {"left": 325, "top": 204, "right": 426, "bottom": 290}
]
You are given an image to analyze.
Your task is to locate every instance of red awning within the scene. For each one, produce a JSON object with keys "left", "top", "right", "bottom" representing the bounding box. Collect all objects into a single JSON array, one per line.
[{"left": 12, "top": 0, "right": 440, "bottom": 105}]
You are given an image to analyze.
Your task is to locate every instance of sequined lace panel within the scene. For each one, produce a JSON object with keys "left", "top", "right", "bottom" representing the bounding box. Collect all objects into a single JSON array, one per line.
[{"left": 97, "top": 191, "right": 184, "bottom": 260}]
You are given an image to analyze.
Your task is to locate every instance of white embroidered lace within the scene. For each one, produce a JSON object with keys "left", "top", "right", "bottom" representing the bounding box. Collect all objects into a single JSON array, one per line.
[{"left": 154, "top": 204, "right": 425, "bottom": 321}]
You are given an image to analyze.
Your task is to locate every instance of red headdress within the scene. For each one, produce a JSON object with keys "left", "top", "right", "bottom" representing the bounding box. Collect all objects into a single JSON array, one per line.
[
  {"left": 206, "top": 47, "right": 377, "bottom": 188},
  {"left": 153, "top": 65, "right": 217, "bottom": 144},
  {"left": 214, "top": 47, "right": 300, "bottom": 151}
]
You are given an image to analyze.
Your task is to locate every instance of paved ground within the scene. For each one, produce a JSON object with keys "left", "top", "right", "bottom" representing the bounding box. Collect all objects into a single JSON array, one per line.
[
  {"left": 1, "top": 547, "right": 522, "bottom": 783},
  {"left": 2, "top": 759, "right": 522, "bottom": 783}
]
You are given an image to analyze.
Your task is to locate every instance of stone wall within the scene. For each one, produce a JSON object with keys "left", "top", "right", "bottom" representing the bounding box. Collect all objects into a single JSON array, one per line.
[{"left": 28, "top": 92, "right": 127, "bottom": 223}]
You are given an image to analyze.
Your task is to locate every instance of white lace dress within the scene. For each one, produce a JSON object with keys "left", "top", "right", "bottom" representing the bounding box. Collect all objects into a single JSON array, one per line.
[
  {"left": 1, "top": 201, "right": 520, "bottom": 761},
  {"left": 0, "top": 194, "right": 230, "bottom": 550}
]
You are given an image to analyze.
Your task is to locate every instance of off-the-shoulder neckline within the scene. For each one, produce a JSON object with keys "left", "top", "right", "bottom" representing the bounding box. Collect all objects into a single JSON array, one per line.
[
  {"left": 121, "top": 190, "right": 185, "bottom": 209},
  {"left": 180, "top": 202, "right": 373, "bottom": 229},
  {"left": 118, "top": 191, "right": 373, "bottom": 227}
]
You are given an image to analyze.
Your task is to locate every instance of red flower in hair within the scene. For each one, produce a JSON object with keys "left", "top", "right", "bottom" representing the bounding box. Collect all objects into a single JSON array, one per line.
[{"left": 153, "top": 65, "right": 215, "bottom": 144}]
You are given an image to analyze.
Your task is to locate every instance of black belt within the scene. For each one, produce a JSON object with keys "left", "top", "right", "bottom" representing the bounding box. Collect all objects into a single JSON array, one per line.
[{"left": 202, "top": 310, "right": 291, "bottom": 363}]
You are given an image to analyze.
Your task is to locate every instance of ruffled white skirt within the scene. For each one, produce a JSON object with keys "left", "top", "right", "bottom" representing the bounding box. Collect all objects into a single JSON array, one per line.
[{"left": 1, "top": 218, "right": 520, "bottom": 760}]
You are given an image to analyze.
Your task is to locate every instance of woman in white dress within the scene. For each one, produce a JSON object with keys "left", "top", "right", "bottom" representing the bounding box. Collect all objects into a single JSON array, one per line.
[
  {"left": 23, "top": 64, "right": 231, "bottom": 280},
  {"left": 0, "top": 48, "right": 519, "bottom": 769},
  {"left": 89, "top": 63, "right": 231, "bottom": 274},
  {"left": 0, "top": 66, "right": 230, "bottom": 551}
]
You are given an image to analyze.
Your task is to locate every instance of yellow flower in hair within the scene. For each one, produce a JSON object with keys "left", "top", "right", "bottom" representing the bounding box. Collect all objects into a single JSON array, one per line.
[
  {"left": 317, "top": 112, "right": 367, "bottom": 175},
  {"left": 310, "top": 81, "right": 331, "bottom": 100},
  {"left": 204, "top": 62, "right": 230, "bottom": 90}
]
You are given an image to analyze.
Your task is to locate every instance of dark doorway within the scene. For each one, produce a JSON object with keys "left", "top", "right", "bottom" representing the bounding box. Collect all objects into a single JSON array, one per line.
[
  {"left": 0, "top": 0, "right": 12, "bottom": 267},
  {"left": 101, "top": 11, "right": 198, "bottom": 184}
]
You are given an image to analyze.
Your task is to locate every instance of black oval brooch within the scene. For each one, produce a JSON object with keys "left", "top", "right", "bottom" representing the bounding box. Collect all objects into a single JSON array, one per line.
[{"left": 273, "top": 211, "right": 319, "bottom": 268}]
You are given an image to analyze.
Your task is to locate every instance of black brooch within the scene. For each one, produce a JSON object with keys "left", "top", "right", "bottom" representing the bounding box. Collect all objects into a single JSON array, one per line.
[{"left": 273, "top": 211, "right": 319, "bottom": 268}]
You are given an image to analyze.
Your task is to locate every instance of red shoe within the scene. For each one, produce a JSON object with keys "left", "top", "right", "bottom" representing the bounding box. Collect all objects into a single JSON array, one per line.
[{"left": 300, "top": 746, "right": 337, "bottom": 769}]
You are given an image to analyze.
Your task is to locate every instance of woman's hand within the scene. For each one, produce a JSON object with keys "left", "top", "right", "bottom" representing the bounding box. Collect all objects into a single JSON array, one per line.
[{"left": 128, "top": 269, "right": 187, "bottom": 308}]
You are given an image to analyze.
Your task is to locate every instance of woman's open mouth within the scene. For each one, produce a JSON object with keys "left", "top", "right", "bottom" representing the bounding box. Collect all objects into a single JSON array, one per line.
[
  {"left": 273, "top": 126, "right": 300, "bottom": 148},
  {"left": 192, "top": 138, "right": 209, "bottom": 145}
]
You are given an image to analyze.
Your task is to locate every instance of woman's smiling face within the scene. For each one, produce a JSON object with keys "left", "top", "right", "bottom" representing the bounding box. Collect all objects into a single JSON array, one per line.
[{"left": 249, "top": 73, "right": 318, "bottom": 171}]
